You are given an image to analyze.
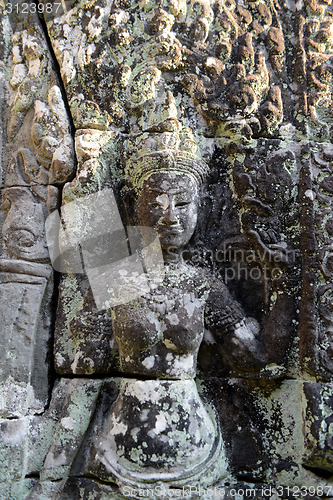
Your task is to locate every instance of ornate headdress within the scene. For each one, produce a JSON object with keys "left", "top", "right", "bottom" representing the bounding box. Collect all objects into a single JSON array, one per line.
[{"left": 123, "top": 127, "right": 210, "bottom": 192}]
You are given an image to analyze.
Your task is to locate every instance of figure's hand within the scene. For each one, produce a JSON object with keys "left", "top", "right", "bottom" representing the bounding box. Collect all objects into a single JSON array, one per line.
[
  {"left": 233, "top": 317, "right": 260, "bottom": 347},
  {"left": 222, "top": 317, "right": 265, "bottom": 375}
]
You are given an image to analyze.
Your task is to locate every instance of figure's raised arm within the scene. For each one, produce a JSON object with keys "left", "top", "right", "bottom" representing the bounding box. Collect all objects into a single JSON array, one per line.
[{"left": 204, "top": 276, "right": 266, "bottom": 375}]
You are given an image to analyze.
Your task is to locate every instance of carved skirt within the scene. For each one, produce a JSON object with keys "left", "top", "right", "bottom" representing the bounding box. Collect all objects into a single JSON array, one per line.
[{"left": 85, "top": 378, "right": 227, "bottom": 492}]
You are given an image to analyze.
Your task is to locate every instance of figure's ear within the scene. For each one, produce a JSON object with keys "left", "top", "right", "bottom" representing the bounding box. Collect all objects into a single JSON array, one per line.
[{"left": 196, "top": 182, "right": 205, "bottom": 208}]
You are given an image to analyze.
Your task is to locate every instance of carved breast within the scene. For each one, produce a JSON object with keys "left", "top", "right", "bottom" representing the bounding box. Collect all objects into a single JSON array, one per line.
[{"left": 111, "top": 266, "right": 209, "bottom": 378}]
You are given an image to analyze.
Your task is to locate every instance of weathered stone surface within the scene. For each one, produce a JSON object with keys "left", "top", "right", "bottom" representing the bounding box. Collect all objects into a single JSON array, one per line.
[
  {"left": 303, "top": 382, "right": 333, "bottom": 473},
  {"left": 203, "top": 378, "right": 333, "bottom": 487},
  {"left": 1, "top": 0, "right": 333, "bottom": 498},
  {"left": 0, "top": 417, "right": 36, "bottom": 500},
  {"left": 0, "top": 261, "right": 53, "bottom": 416}
]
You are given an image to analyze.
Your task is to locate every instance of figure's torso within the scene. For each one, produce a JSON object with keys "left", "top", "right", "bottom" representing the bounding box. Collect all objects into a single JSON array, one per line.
[{"left": 111, "top": 263, "right": 210, "bottom": 379}]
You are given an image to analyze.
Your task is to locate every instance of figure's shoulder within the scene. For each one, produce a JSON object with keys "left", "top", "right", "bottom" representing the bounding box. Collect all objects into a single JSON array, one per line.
[
  {"left": 180, "top": 265, "right": 231, "bottom": 302},
  {"left": 191, "top": 266, "right": 229, "bottom": 292},
  {"left": 167, "top": 262, "right": 231, "bottom": 299}
]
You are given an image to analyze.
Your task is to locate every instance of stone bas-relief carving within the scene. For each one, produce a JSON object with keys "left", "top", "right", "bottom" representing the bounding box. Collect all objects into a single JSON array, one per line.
[
  {"left": 1, "top": 0, "right": 333, "bottom": 498},
  {"left": 40, "top": 129, "right": 327, "bottom": 497},
  {"left": 44, "top": 132, "right": 295, "bottom": 498}
]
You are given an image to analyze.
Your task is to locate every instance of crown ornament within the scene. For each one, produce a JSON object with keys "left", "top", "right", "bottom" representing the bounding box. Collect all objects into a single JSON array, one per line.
[{"left": 123, "top": 126, "right": 210, "bottom": 192}]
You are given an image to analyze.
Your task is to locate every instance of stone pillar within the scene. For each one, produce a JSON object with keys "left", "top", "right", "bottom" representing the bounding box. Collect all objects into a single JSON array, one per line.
[{"left": 0, "top": 3, "right": 74, "bottom": 497}]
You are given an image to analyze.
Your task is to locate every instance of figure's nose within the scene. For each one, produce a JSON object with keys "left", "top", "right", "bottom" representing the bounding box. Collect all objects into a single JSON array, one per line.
[{"left": 161, "top": 201, "right": 178, "bottom": 226}]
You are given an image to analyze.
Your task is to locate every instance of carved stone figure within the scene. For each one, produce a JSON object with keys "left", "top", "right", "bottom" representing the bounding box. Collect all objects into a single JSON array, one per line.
[
  {"left": 2, "top": 1, "right": 333, "bottom": 498},
  {"left": 57, "top": 129, "right": 270, "bottom": 497}
]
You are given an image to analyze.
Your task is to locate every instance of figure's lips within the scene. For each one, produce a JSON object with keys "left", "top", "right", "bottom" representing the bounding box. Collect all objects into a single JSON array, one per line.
[{"left": 156, "top": 226, "right": 183, "bottom": 235}]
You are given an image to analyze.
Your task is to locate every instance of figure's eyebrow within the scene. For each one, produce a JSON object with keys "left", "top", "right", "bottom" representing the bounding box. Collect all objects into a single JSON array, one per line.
[
  {"left": 147, "top": 187, "right": 189, "bottom": 195},
  {"left": 147, "top": 188, "right": 165, "bottom": 192}
]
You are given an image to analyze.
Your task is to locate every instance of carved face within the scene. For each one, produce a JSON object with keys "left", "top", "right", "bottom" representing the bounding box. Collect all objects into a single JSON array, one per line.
[{"left": 135, "top": 172, "right": 199, "bottom": 251}]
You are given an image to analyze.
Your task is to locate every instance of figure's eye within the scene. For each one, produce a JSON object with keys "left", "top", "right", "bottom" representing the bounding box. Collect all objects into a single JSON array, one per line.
[
  {"left": 149, "top": 201, "right": 163, "bottom": 208},
  {"left": 176, "top": 201, "right": 191, "bottom": 207}
]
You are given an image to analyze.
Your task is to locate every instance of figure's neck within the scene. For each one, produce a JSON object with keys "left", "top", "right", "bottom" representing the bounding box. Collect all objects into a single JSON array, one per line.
[{"left": 162, "top": 247, "right": 183, "bottom": 265}]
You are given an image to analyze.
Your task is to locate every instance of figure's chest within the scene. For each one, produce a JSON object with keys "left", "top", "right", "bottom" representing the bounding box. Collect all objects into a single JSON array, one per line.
[{"left": 112, "top": 282, "right": 207, "bottom": 353}]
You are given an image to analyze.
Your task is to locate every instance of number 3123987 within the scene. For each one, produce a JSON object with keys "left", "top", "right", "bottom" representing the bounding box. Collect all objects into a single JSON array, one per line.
[{"left": 4, "top": 3, "right": 62, "bottom": 15}]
